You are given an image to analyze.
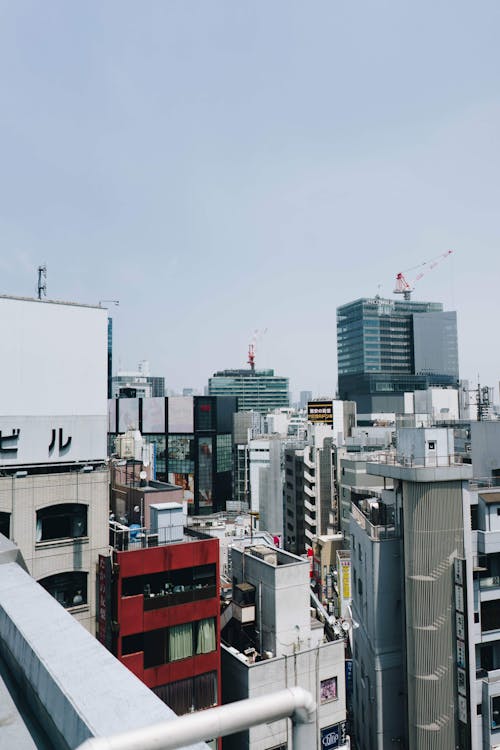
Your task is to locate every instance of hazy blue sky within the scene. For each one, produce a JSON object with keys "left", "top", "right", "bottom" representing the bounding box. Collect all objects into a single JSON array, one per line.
[{"left": 1, "top": 1, "right": 499, "bottom": 398}]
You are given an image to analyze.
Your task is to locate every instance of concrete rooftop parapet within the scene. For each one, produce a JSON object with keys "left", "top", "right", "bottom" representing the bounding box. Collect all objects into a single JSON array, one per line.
[
  {"left": 366, "top": 460, "right": 473, "bottom": 483},
  {"left": 0, "top": 550, "right": 207, "bottom": 750}
]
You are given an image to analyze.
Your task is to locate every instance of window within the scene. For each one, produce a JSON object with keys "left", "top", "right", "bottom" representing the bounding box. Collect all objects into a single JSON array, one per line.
[
  {"left": 157, "top": 617, "right": 217, "bottom": 663},
  {"left": 320, "top": 676, "right": 338, "bottom": 703},
  {"left": 122, "top": 633, "right": 144, "bottom": 656},
  {"left": 36, "top": 504, "right": 87, "bottom": 542},
  {"left": 216, "top": 434, "right": 232, "bottom": 472},
  {"left": 153, "top": 671, "right": 217, "bottom": 715},
  {"left": 169, "top": 623, "right": 193, "bottom": 662},
  {"left": 123, "top": 563, "right": 216, "bottom": 606},
  {"left": 195, "top": 618, "right": 216, "bottom": 654},
  {"left": 471, "top": 505, "right": 478, "bottom": 530},
  {"left": 481, "top": 600, "right": 500, "bottom": 633},
  {"left": 0, "top": 512, "right": 10, "bottom": 538},
  {"left": 428, "top": 441, "right": 436, "bottom": 450},
  {"left": 492, "top": 696, "right": 500, "bottom": 729},
  {"left": 38, "top": 571, "right": 87, "bottom": 608}
]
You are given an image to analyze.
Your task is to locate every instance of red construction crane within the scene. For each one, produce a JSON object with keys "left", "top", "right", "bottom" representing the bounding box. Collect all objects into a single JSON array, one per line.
[
  {"left": 394, "top": 249, "right": 454, "bottom": 300},
  {"left": 247, "top": 328, "right": 267, "bottom": 371}
]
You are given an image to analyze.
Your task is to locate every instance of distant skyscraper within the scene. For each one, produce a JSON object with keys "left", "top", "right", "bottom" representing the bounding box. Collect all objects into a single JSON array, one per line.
[
  {"left": 107, "top": 317, "right": 113, "bottom": 399},
  {"left": 112, "top": 361, "right": 165, "bottom": 399},
  {"left": 299, "top": 390, "right": 312, "bottom": 409},
  {"left": 208, "top": 369, "right": 289, "bottom": 414},
  {"left": 337, "top": 296, "right": 459, "bottom": 413}
]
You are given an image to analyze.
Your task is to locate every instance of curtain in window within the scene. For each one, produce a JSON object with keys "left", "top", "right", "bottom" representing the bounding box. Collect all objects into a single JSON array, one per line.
[
  {"left": 196, "top": 618, "right": 216, "bottom": 654},
  {"left": 153, "top": 678, "right": 193, "bottom": 715},
  {"left": 169, "top": 622, "right": 193, "bottom": 661},
  {"left": 194, "top": 671, "right": 216, "bottom": 709}
]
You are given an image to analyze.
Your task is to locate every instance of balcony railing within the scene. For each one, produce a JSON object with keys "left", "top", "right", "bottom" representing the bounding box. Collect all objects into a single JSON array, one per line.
[
  {"left": 368, "top": 452, "right": 464, "bottom": 468},
  {"left": 143, "top": 585, "right": 217, "bottom": 610},
  {"left": 351, "top": 502, "right": 398, "bottom": 541},
  {"left": 479, "top": 576, "right": 500, "bottom": 591}
]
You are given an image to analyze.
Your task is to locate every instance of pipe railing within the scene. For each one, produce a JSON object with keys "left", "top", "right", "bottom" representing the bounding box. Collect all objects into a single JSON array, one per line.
[{"left": 76, "top": 686, "right": 316, "bottom": 750}]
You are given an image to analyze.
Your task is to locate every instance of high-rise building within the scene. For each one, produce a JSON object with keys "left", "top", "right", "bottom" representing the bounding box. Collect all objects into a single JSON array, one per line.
[
  {"left": 349, "top": 427, "right": 475, "bottom": 750},
  {"left": 112, "top": 360, "right": 165, "bottom": 399},
  {"left": 109, "top": 395, "right": 237, "bottom": 515},
  {"left": 208, "top": 368, "right": 289, "bottom": 414},
  {"left": 107, "top": 316, "right": 113, "bottom": 399},
  {"left": 337, "top": 296, "right": 459, "bottom": 414}
]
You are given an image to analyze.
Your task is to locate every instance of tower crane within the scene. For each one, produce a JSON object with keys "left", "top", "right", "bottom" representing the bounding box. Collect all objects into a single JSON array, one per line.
[
  {"left": 394, "top": 249, "right": 454, "bottom": 300},
  {"left": 247, "top": 328, "right": 267, "bottom": 371}
]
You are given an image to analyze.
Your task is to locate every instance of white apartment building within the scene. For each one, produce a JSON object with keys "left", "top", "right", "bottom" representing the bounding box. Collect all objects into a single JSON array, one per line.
[{"left": 221, "top": 543, "right": 347, "bottom": 750}]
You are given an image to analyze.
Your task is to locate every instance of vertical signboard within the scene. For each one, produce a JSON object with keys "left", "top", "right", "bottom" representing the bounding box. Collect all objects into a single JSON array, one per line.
[
  {"left": 97, "top": 554, "right": 113, "bottom": 651},
  {"left": 454, "top": 558, "right": 471, "bottom": 750}
]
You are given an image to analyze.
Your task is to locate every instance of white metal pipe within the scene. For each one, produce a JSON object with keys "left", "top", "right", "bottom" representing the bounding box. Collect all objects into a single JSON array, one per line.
[{"left": 76, "top": 686, "right": 316, "bottom": 750}]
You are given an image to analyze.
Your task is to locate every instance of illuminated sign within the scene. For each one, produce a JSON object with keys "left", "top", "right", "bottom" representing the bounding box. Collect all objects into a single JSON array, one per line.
[{"left": 307, "top": 401, "right": 333, "bottom": 425}]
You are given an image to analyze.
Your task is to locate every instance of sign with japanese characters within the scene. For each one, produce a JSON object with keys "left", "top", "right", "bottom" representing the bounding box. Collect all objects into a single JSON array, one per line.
[
  {"left": 307, "top": 400, "right": 334, "bottom": 425},
  {"left": 0, "top": 415, "right": 107, "bottom": 466}
]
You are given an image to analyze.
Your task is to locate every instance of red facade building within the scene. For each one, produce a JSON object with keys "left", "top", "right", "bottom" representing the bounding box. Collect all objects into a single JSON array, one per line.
[{"left": 99, "top": 531, "right": 220, "bottom": 717}]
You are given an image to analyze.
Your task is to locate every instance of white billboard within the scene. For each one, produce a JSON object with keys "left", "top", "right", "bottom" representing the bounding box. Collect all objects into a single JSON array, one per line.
[
  {"left": 0, "top": 296, "right": 108, "bottom": 417},
  {"left": 0, "top": 415, "right": 107, "bottom": 465}
]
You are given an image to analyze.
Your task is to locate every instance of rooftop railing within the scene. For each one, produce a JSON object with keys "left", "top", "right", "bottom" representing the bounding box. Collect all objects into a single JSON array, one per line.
[
  {"left": 367, "top": 452, "right": 464, "bottom": 468},
  {"left": 351, "top": 502, "right": 399, "bottom": 540}
]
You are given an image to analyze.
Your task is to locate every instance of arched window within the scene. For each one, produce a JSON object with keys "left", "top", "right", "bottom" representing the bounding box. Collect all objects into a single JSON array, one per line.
[
  {"left": 36, "top": 504, "right": 87, "bottom": 542},
  {"left": 38, "top": 571, "right": 88, "bottom": 608}
]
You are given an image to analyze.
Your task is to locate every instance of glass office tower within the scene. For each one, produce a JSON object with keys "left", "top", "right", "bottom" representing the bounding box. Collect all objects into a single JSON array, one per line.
[
  {"left": 337, "top": 297, "right": 459, "bottom": 414},
  {"left": 208, "top": 369, "right": 289, "bottom": 414}
]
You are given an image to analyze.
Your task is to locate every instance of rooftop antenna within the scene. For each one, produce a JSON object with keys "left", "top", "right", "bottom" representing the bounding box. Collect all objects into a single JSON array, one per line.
[{"left": 37, "top": 265, "right": 47, "bottom": 300}]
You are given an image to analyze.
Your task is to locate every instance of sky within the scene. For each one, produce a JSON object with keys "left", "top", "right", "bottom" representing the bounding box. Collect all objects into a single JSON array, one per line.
[{"left": 1, "top": 1, "right": 499, "bottom": 400}]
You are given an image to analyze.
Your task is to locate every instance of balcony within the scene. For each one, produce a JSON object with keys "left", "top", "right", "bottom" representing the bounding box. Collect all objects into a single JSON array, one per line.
[
  {"left": 143, "top": 585, "right": 217, "bottom": 611},
  {"left": 351, "top": 502, "right": 398, "bottom": 541},
  {"left": 369, "top": 451, "right": 464, "bottom": 468},
  {"left": 479, "top": 577, "right": 500, "bottom": 591}
]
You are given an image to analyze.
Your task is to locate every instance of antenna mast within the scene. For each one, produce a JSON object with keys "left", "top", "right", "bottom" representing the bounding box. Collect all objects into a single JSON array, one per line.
[{"left": 37, "top": 265, "right": 47, "bottom": 300}]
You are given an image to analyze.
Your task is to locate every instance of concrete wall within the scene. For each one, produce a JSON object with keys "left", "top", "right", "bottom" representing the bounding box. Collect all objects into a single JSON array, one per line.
[
  {"left": 231, "top": 547, "right": 310, "bottom": 658},
  {"left": 222, "top": 640, "right": 346, "bottom": 750},
  {"left": 471, "top": 421, "right": 500, "bottom": 478},
  {"left": 0, "top": 469, "right": 109, "bottom": 634},
  {"left": 397, "top": 427, "right": 454, "bottom": 465},
  {"left": 350, "top": 511, "right": 405, "bottom": 750},
  {"left": 414, "top": 388, "right": 459, "bottom": 421}
]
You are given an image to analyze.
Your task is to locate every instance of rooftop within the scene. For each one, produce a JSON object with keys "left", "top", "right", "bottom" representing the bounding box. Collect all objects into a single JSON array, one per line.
[
  {"left": 0, "top": 536, "right": 207, "bottom": 750},
  {"left": 0, "top": 294, "right": 103, "bottom": 310}
]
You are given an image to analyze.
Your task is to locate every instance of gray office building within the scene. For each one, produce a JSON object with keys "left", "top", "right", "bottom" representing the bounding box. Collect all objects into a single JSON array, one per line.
[
  {"left": 337, "top": 297, "right": 459, "bottom": 414},
  {"left": 208, "top": 369, "right": 289, "bottom": 414}
]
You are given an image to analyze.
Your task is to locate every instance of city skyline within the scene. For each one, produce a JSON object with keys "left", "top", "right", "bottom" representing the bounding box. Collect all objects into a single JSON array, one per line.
[{"left": 1, "top": 2, "right": 499, "bottom": 396}]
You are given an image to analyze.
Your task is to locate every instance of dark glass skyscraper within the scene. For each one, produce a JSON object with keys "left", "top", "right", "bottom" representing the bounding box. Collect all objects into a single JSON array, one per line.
[{"left": 337, "top": 296, "right": 459, "bottom": 413}]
